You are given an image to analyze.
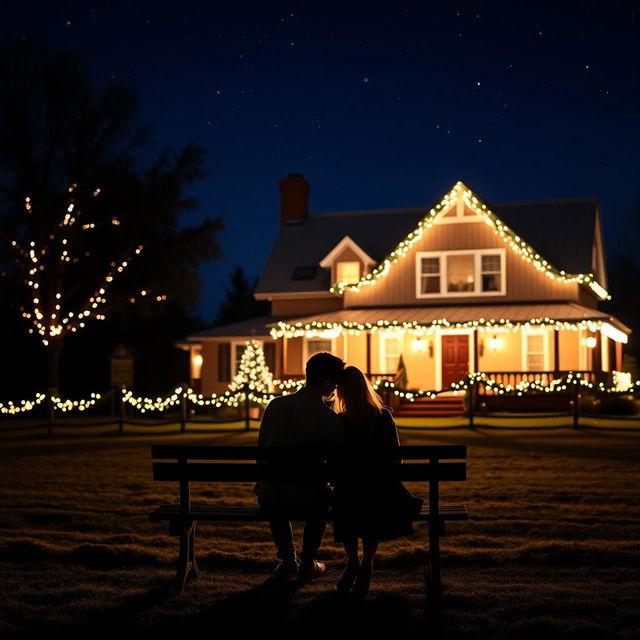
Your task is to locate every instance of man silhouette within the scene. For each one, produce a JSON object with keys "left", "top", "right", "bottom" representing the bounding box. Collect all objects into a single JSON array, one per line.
[{"left": 255, "top": 351, "right": 345, "bottom": 581}]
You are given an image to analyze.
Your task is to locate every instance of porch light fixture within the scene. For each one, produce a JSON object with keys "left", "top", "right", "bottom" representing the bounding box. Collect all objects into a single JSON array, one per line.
[
  {"left": 489, "top": 335, "right": 502, "bottom": 350},
  {"left": 412, "top": 337, "right": 426, "bottom": 352},
  {"left": 585, "top": 336, "right": 597, "bottom": 349}
]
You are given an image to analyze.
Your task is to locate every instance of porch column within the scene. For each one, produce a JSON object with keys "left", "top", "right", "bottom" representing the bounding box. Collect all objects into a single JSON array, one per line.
[
  {"left": 473, "top": 329, "right": 479, "bottom": 373},
  {"left": 615, "top": 341, "right": 622, "bottom": 370},
  {"left": 553, "top": 329, "right": 560, "bottom": 376},
  {"left": 366, "top": 333, "right": 371, "bottom": 375},
  {"left": 280, "top": 336, "right": 288, "bottom": 378}
]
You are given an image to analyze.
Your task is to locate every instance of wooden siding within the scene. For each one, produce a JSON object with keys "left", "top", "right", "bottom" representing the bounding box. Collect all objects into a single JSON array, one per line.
[
  {"left": 272, "top": 296, "right": 343, "bottom": 317},
  {"left": 344, "top": 209, "right": 587, "bottom": 308}
]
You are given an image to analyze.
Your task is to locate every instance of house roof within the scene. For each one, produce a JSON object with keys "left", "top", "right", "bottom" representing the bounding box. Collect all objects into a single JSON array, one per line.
[
  {"left": 490, "top": 198, "right": 598, "bottom": 276},
  {"left": 255, "top": 184, "right": 603, "bottom": 297},
  {"left": 268, "top": 303, "right": 631, "bottom": 335},
  {"left": 182, "top": 315, "right": 278, "bottom": 340}
]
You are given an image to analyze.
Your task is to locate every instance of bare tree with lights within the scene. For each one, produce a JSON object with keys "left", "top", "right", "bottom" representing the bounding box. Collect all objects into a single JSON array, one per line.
[{"left": 0, "top": 41, "right": 223, "bottom": 391}]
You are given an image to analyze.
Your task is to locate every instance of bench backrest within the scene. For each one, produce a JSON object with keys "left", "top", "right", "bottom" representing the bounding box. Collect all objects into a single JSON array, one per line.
[{"left": 151, "top": 445, "right": 467, "bottom": 514}]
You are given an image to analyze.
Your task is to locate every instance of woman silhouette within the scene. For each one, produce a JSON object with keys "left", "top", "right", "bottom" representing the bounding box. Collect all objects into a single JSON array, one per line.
[{"left": 332, "top": 366, "right": 422, "bottom": 598}]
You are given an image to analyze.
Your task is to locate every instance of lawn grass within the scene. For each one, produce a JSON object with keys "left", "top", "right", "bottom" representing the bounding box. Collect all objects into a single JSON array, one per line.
[{"left": 0, "top": 427, "right": 638, "bottom": 638}]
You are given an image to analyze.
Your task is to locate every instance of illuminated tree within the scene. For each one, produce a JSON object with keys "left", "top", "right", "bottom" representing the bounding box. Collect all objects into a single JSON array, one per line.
[
  {"left": 229, "top": 339, "right": 274, "bottom": 394},
  {"left": 0, "top": 41, "right": 223, "bottom": 390}
]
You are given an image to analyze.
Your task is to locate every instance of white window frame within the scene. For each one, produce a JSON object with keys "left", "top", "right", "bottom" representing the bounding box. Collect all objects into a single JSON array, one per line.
[
  {"left": 378, "top": 331, "right": 403, "bottom": 374},
  {"left": 302, "top": 336, "right": 337, "bottom": 364},
  {"left": 521, "top": 329, "right": 550, "bottom": 372},
  {"left": 231, "top": 340, "right": 250, "bottom": 377},
  {"left": 415, "top": 248, "right": 506, "bottom": 299}
]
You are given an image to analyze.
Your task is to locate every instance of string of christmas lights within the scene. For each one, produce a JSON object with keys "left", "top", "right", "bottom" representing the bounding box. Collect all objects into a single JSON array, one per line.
[
  {"left": 13, "top": 185, "right": 165, "bottom": 347},
  {"left": 329, "top": 182, "right": 610, "bottom": 300},
  {"left": 271, "top": 316, "right": 610, "bottom": 340},
  {"left": 2, "top": 370, "right": 637, "bottom": 417}
]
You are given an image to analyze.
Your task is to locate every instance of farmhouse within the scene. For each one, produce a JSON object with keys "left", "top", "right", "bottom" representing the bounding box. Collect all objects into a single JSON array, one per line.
[{"left": 182, "top": 176, "right": 629, "bottom": 410}]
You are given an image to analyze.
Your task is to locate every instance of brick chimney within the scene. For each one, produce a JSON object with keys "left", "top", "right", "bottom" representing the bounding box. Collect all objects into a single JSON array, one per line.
[{"left": 279, "top": 173, "right": 309, "bottom": 225}]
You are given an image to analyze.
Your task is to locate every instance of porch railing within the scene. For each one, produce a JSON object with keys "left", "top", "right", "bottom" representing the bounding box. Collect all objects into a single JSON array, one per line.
[{"left": 480, "top": 370, "right": 614, "bottom": 394}]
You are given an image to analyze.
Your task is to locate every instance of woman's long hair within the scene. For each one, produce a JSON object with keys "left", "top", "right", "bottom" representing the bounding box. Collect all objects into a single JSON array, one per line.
[{"left": 334, "top": 366, "right": 383, "bottom": 428}]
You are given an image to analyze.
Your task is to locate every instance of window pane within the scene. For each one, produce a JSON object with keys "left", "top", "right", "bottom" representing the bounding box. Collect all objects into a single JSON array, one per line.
[
  {"left": 447, "top": 254, "right": 474, "bottom": 292},
  {"left": 527, "top": 335, "right": 544, "bottom": 352},
  {"left": 234, "top": 345, "right": 247, "bottom": 375},
  {"left": 421, "top": 275, "right": 440, "bottom": 294},
  {"left": 482, "top": 255, "right": 501, "bottom": 271},
  {"left": 336, "top": 261, "right": 360, "bottom": 283},
  {"left": 482, "top": 273, "right": 500, "bottom": 291},
  {"left": 307, "top": 340, "right": 332, "bottom": 356},
  {"left": 382, "top": 337, "right": 401, "bottom": 373},
  {"left": 527, "top": 354, "right": 544, "bottom": 371},
  {"left": 526, "top": 335, "right": 545, "bottom": 371},
  {"left": 421, "top": 257, "right": 439, "bottom": 274}
]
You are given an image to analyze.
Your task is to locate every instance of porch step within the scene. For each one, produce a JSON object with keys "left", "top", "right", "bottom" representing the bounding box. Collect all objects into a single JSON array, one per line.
[{"left": 394, "top": 395, "right": 466, "bottom": 418}]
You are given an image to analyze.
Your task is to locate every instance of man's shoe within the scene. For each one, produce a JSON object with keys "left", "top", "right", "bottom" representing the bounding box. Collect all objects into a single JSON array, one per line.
[
  {"left": 297, "top": 560, "right": 326, "bottom": 583},
  {"left": 272, "top": 559, "right": 299, "bottom": 580},
  {"left": 336, "top": 561, "right": 360, "bottom": 594},
  {"left": 351, "top": 564, "right": 372, "bottom": 599}
]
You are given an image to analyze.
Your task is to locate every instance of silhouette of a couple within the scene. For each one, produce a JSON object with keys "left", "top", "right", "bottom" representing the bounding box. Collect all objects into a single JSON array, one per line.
[{"left": 255, "top": 352, "right": 422, "bottom": 598}]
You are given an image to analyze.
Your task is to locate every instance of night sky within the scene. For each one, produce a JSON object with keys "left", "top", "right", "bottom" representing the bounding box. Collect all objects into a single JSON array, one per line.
[{"left": 2, "top": 1, "right": 638, "bottom": 322}]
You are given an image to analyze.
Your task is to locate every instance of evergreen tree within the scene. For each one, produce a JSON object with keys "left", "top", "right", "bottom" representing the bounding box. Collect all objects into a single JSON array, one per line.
[{"left": 216, "top": 266, "right": 269, "bottom": 326}]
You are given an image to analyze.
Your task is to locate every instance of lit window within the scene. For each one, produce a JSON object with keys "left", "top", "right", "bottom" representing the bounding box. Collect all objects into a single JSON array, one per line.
[
  {"left": 481, "top": 254, "right": 502, "bottom": 292},
  {"left": 447, "top": 254, "right": 474, "bottom": 292},
  {"left": 307, "top": 339, "right": 332, "bottom": 358},
  {"left": 526, "top": 334, "right": 545, "bottom": 371},
  {"left": 420, "top": 257, "right": 440, "bottom": 294},
  {"left": 416, "top": 250, "right": 505, "bottom": 298},
  {"left": 336, "top": 261, "right": 360, "bottom": 283},
  {"left": 233, "top": 344, "right": 247, "bottom": 375},
  {"left": 381, "top": 335, "right": 402, "bottom": 373}
]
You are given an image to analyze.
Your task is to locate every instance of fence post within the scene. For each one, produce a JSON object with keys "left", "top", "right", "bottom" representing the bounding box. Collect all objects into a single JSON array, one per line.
[
  {"left": 467, "top": 381, "right": 475, "bottom": 429},
  {"left": 244, "top": 384, "right": 251, "bottom": 431},
  {"left": 180, "top": 386, "right": 187, "bottom": 433},
  {"left": 47, "top": 388, "right": 55, "bottom": 436},
  {"left": 572, "top": 381, "right": 580, "bottom": 428},
  {"left": 118, "top": 388, "right": 125, "bottom": 434}
]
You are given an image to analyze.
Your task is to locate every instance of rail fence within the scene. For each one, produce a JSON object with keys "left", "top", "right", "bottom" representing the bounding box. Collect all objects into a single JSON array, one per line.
[{"left": 1, "top": 372, "right": 639, "bottom": 435}]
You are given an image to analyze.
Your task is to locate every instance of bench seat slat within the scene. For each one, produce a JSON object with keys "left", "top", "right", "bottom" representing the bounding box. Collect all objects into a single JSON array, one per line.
[
  {"left": 149, "top": 504, "right": 469, "bottom": 522},
  {"left": 151, "top": 444, "right": 467, "bottom": 461},
  {"left": 152, "top": 461, "right": 467, "bottom": 482}
]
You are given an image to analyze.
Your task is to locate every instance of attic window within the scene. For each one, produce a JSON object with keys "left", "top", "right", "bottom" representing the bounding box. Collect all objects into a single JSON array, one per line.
[
  {"left": 292, "top": 265, "right": 318, "bottom": 280},
  {"left": 336, "top": 261, "right": 361, "bottom": 284}
]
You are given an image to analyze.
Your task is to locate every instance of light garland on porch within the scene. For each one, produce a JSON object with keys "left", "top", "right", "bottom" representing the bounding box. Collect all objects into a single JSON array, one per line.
[
  {"left": 270, "top": 317, "right": 608, "bottom": 339},
  {"left": 330, "top": 182, "right": 609, "bottom": 301}
]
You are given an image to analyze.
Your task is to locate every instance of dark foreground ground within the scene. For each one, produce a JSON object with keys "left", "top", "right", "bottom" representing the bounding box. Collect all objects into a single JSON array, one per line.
[{"left": 0, "top": 426, "right": 638, "bottom": 639}]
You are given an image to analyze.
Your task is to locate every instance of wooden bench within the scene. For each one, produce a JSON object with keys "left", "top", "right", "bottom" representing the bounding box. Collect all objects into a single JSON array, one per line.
[{"left": 149, "top": 444, "right": 468, "bottom": 599}]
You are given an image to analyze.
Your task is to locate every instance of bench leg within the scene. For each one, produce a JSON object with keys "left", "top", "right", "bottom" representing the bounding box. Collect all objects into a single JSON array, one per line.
[
  {"left": 187, "top": 521, "right": 199, "bottom": 582},
  {"left": 174, "top": 521, "right": 195, "bottom": 592},
  {"left": 427, "top": 522, "right": 442, "bottom": 603}
]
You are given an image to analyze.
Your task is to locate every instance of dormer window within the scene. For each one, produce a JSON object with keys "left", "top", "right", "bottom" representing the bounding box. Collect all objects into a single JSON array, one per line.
[
  {"left": 336, "top": 261, "right": 361, "bottom": 284},
  {"left": 416, "top": 249, "right": 506, "bottom": 298},
  {"left": 319, "top": 235, "right": 376, "bottom": 287}
]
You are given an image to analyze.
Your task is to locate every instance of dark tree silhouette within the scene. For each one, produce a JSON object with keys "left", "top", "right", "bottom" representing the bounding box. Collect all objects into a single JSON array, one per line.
[
  {"left": 0, "top": 41, "right": 223, "bottom": 391},
  {"left": 602, "top": 201, "right": 640, "bottom": 367},
  {"left": 216, "top": 266, "right": 269, "bottom": 327}
]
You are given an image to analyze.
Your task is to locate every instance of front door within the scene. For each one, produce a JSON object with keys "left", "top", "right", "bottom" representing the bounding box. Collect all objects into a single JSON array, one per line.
[{"left": 441, "top": 334, "right": 469, "bottom": 388}]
